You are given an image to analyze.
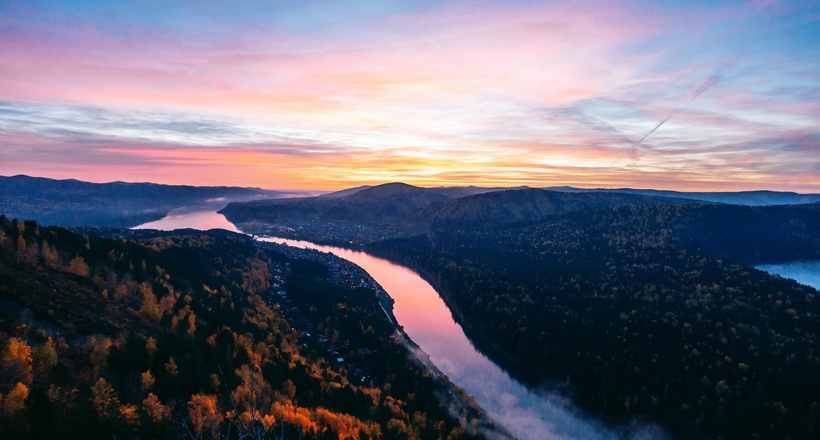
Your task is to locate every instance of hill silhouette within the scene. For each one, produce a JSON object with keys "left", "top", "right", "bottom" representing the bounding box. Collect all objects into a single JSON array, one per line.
[{"left": 0, "top": 175, "right": 305, "bottom": 228}]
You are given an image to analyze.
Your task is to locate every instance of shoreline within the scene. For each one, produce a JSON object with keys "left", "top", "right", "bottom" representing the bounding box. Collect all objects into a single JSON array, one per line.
[{"left": 253, "top": 234, "right": 517, "bottom": 440}]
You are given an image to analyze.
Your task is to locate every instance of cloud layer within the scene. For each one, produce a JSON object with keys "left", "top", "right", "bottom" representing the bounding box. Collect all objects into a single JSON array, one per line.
[{"left": 1, "top": 0, "right": 818, "bottom": 190}]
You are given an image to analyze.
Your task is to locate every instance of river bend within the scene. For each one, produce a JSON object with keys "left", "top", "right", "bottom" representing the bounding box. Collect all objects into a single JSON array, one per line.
[{"left": 135, "top": 210, "right": 675, "bottom": 440}]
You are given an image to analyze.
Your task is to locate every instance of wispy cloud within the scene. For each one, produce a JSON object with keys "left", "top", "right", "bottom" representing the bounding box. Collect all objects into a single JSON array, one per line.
[{"left": 0, "top": 0, "right": 818, "bottom": 190}]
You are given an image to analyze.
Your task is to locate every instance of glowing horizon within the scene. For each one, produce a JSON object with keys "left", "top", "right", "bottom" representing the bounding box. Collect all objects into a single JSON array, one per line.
[{"left": 1, "top": 0, "right": 818, "bottom": 192}]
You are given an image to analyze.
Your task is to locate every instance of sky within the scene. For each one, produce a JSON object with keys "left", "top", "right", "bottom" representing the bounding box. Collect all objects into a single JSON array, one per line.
[{"left": 1, "top": 0, "right": 819, "bottom": 191}]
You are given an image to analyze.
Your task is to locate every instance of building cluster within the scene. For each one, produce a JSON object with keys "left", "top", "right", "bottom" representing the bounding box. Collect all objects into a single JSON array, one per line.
[{"left": 258, "top": 241, "right": 383, "bottom": 385}]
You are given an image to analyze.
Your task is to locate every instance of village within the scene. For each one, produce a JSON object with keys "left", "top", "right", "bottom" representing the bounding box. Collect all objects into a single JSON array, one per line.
[{"left": 257, "top": 240, "right": 395, "bottom": 386}]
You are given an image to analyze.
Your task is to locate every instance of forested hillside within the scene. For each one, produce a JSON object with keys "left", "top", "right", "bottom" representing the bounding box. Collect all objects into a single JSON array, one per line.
[
  {"left": 220, "top": 183, "right": 511, "bottom": 233},
  {"left": 369, "top": 203, "right": 820, "bottom": 440},
  {"left": 221, "top": 184, "right": 697, "bottom": 244},
  {"left": 0, "top": 175, "right": 300, "bottom": 228},
  {"left": 0, "top": 216, "right": 484, "bottom": 440},
  {"left": 545, "top": 187, "right": 820, "bottom": 206},
  {"left": 424, "top": 188, "right": 698, "bottom": 231}
]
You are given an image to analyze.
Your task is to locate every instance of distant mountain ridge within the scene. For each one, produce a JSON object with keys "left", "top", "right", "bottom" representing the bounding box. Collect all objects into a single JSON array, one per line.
[
  {"left": 545, "top": 186, "right": 820, "bottom": 206},
  {"left": 220, "top": 182, "right": 519, "bottom": 228},
  {"left": 220, "top": 182, "right": 709, "bottom": 240},
  {"left": 0, "top": 174, "right": 310, "bottom": 228},
  {"left": 425, "top": 188, "right": 703, "bottom": 231}
]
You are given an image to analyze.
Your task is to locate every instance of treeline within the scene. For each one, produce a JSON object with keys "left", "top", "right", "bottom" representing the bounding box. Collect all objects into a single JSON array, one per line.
[
  {"left": 369, "top": 203, "right": 820, "bottom": 440},
  {"left": 0, "top": 216, "right": 478, "bottom": 440}
]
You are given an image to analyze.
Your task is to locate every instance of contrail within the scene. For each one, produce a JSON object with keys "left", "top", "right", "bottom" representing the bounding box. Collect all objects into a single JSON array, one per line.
[
  {"left": 609, "top": 71, "right": 724, "bottom": 168},
  {"left": 633, "top": 114, "right": 675, "bottom": 148},
  {"left": 691, "top": 73, "right": 723, "bottom": 100}
]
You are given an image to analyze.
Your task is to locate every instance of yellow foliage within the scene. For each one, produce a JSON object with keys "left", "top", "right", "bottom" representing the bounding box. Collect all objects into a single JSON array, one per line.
[
  {"left": 139, "top": 283, "right": 162, "bottom": 322},
  {"left": 140, "top": 370, "right": 155, "bottom": 391},
  {"left": 67, "top": 256, "right": 89, "bottom": 277}
]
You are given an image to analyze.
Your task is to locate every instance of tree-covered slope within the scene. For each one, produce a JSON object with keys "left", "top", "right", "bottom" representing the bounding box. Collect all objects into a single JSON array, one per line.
[
  {"left": 222, "top": 184, "right": 701, "bottom": 244},
  {"left": 0, "top": 175, "right": 300, "bottom": 228},
  {"left": 369, "top": 202, "right": 820, "bottom": 440},
  {"left": 0, "top": 217, "right": 485, "bottom": 440},
  {"left": 425, "top": 188, "right": 701, "bottom": 231},
  {"left": 220, "top": 183, "right": 524, "bottom": 229}
]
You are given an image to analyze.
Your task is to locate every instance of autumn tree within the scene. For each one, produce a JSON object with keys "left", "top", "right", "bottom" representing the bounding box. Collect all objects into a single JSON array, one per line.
[
  {"left": 67, "top": 256, "right": 89, "bottom": 277},
  {"left": 91, "top": 378, "right": 119, "bottom": 422},
  {"left": 1, "top": 338, "right": 32, "bottom": 387}
]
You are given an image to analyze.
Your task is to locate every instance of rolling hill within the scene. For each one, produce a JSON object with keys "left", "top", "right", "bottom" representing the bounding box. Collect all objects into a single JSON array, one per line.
[{"left": 0, "top": 175, "right": 309, "bottom": 228}]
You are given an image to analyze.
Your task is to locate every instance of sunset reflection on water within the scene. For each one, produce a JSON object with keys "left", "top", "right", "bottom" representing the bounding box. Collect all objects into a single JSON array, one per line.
[
  {"left": 257, "top": 237, "right": 654, "bottom": 440},
  {"left": 133, "top": 210, "right": 241, "bottom": 233}
]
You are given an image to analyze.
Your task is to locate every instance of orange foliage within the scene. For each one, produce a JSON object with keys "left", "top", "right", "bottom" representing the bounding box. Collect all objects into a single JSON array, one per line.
[
  {"left": 119, "top": 403, "right": 140, "bottom": 427},
  {"left": 1, "top": 338, "right": 33, "bottom": 385},
  {"left": 91, "top": 378, "right": 118, "bottom": 421},
  {"left": 384, "top": 396, "right": 408, "bottom": 420},
  {"left": 142, "top": 393, "right": 171, "bottom": 423},
  {"left": 2, "top": 338, "right": 32, "bottom": 364},
  {"left": 1, "top": 382, "right": 29, "bottom": 417},
  {"left": 266, "top": 401, "right": 381, "bottom": 440},
  {"left": 271, "top": 401, "right": 318, "bottom": 434},
  {"left": 188, "top": 394, "right": 222, "bottom": 437},
  {"left": 314, "top": 407, "right": 374, "bottom": 440}
]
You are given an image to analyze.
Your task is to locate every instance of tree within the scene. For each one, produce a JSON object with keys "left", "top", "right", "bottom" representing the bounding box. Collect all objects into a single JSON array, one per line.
[
  {"left": 141, "top": 370, "right": 155, "bottom": 391},
  {"left": 91, "top": 378, "right": 119, "bottom": 422},
  {"left": 89, "top": 336, "right": 111, "bottom": 375},
  {"left": 67, "top": 256, "right": 89, "bottom": 277},
  {"left": 142, "top": 393, "right": 170, "bottom": 423},
  {"left": 187, "top": 394, "right": 222, "bottom": 438},
  {"left": 1, "top": 338, "right": 33, "bottom": 386},
  {"left": 33, "top": 338, "right": 58, "bottom": 379},
  {"left": 1, "top": 382, "right": 29, "bottom": 418}
]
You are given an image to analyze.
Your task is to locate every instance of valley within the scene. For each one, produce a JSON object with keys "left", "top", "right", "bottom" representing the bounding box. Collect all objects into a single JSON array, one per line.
[{"left": 3, "top": 178, "right": 820, "bottom": 440}]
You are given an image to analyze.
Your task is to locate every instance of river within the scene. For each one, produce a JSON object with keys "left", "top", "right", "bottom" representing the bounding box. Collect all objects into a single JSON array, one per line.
[
  {"left": 134, "top": 210, "right": 671, "bottom": 440},
  {"left": 132, "top": 204, "right": 242, "bottom": 233}
]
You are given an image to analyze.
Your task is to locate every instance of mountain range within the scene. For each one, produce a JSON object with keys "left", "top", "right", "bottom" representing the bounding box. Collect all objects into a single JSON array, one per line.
[{"left": 0, "top": 175, "right": 312, "bottom": 228}]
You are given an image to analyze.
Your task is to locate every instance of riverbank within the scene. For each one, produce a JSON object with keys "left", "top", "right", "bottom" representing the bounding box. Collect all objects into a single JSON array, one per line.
[{"left": 255, "top": 237, "right": 516, "bottom": 440}]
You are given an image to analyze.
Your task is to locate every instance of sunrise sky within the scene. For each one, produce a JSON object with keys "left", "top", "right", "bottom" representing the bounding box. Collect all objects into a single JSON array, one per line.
[{"left": 1, "top": 0, "right": 819, "bottom": 191}]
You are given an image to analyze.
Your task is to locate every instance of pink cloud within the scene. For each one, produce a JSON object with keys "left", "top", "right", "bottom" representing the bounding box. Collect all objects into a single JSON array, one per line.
[{"left": 1, "top": 0, "right": 819, "bottom": 191}]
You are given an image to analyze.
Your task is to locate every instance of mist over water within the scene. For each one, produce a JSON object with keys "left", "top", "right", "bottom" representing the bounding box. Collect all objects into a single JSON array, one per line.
[
  {"left": 259, "top": 238, "right": 667, "bottom": 440},
  {"left": 131, "top": 210, "right": 820, "bottom": 440},
  {"left": 132, "top": 211, "right": 669, "bottom": 440}
]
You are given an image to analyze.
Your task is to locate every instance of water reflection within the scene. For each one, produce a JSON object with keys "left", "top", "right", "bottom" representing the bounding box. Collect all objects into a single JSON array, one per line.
[
  {"left": 259, "top": 238, "right": 662, "bottom": 440},
  {"left": 133, "top": 208, "right": 241, "bottom": 233}
]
